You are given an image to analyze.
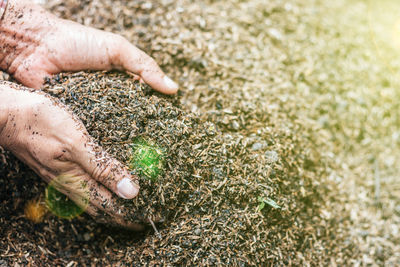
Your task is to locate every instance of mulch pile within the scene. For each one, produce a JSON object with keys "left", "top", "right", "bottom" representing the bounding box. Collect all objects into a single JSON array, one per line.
[
  {"left": 0, "top": 0, "right": 368, "bottom": 265},
  {"left": 46, "top": 71, "right": 331, "bottom": 265},
  {"left": 0, "top": 70, "right": 335, "bottom": 265}
]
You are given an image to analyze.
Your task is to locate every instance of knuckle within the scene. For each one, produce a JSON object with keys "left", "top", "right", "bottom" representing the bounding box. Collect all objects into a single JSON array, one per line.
[
  {"left": 64, "top": 133, "right": 87, "bottom": 154},
  {"left": 62, "top": 136, "right": 78, "bottom": 152},
  {"left": 115, "top": 34, "right": 129, "bottom": 45},
  {"left": 91, "top": 160, "right": 113, "bottom": 183},
  {"left": 143, "top": 56, "right": 158, "bottom": 69},
  {"left": 52, "top": 144, "right": 70, "bottom": 161},
  {"left": 107, "top": 34, "right": 128, "bottom": 61}
]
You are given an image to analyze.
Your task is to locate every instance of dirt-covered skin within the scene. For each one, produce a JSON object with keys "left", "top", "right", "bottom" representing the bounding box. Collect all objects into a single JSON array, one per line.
[
  {"left": 0, "top": 0, "right": 178, "bottom": 93},
  {"left": 0, "top": 0, "right": 180, "bottom": 230},
  {"left": 0, "top": 81, "right": 144, "bottom": 230}
]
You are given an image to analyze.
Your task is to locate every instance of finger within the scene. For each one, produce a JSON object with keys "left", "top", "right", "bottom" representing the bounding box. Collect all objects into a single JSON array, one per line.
[
  {"left": 53, "top": 173, "right": 143, "bottom": 231},
  {"left": 45, "top": 21, "right": 178, "bottom": 94},
  {"left": 71, "top": 138, "right": 139, "bottom": 200},
  {"left": 32, "top": 103, "right": 140, "bottom": 200},
  {"left": 82, "top": 175, "right": 143, "bottom": 231},
  {"left": 110, "top": 37, "right": 179, "bottom": 95},
  {"left": 84, "top": 197, "right": 144, "bottom": 231},
  {"left": 104, "top": 214, "right": 145, "bottom": 231}
]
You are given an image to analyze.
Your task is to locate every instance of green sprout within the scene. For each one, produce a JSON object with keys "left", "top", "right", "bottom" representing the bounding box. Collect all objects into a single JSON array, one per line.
[
  {"left": 257, "top": 196, "right": 281, "bottom": 211},
  {"left": 130, "top": 138, "right": 165, "bottom": 182},
  {"left": 45, "top": 175, "right": 89, "bottom": 219}
]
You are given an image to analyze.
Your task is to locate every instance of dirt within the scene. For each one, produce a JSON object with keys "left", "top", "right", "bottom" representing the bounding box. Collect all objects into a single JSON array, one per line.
[
  {"left": 1, "top": 0, "right": 399, "bottom": 266},
  {"left": 42, "top": 71, "right": 330, "bottom": 265},
  {"left": 1, "top": 69, "right": 332, "bottom": 265}
]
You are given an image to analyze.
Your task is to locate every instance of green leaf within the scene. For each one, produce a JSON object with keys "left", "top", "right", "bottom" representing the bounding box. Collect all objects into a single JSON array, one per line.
[
  {"left": 263, "top": 197, "right": 281, "bottom": 209},
  {"left": 257, "top": 196, "right": 281, "bottom": 211},
  {"left": 258, "top": 201, "right": 266, "bottom": 211}
]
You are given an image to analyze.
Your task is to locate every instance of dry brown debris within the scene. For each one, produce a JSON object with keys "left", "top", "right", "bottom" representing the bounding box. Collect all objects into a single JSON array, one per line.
[
  {"left": 40, "top": 71, "right": 329, "bottom": 265},
  {"left": 4, "top": 0, "right": 399, "bottom": 265},
  {"left": 0, "top": 0, "right": 341, "bottom": 265}
]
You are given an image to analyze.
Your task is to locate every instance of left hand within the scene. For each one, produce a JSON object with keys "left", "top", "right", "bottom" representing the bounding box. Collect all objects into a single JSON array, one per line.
[
  {"left": 0, "top": 0, "right": 179, "bottom": 94},
  {"left": 0, "top": 83, "right": 143, "bottom": 230}
]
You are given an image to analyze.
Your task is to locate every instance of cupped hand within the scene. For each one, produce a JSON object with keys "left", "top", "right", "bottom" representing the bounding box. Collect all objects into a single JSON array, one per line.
[
  {"left": 0, "top": 0, "right": 179, "bottom": 229},
  {"left": 0, "top": 83, "right": 142, "bottom": 230},
  {"left": 0, "top": 0, "right": 178, "bottom": 93}
]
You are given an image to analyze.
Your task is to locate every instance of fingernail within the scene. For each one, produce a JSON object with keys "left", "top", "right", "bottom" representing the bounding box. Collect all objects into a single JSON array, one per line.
[
  {"left": 163, "top": 75, "right": 179, "bottom": 91},
  {"left": 117, "top": 178, "right": 139, "bottom": 199}
]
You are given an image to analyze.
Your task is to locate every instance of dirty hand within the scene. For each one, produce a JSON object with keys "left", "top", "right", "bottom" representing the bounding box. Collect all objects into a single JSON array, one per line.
[
  {"left": 0, "top": 83, "right": 143, "bottom": 230},
  {"left": 0, "top": 0, "right": 178, "bottom": 94}
]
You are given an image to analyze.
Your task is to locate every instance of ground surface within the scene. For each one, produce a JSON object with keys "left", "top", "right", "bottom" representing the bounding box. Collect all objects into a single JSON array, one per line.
[{"left": 1, "top": 0, "right": 400, "bottom": 265}]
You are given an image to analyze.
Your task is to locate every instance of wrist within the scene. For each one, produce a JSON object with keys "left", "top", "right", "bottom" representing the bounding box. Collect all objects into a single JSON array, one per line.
[
  {"left": 0, "top": 112, "right": 9, "bottom": 146},
  {"left": 0, "top": 84, "right": 14, "bottom": 146}
]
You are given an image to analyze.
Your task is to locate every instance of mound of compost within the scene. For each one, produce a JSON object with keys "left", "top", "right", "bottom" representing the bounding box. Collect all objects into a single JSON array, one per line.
[{"left": 36, "top": 71, "right": 327, "bottom": 265}]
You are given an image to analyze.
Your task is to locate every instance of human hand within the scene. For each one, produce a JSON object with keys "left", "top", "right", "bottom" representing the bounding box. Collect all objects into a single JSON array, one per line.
[
  {"left": 0, "top": 0, "right": 178, "bottom": 94},
  {"left": 0, "top": 83, "right": 142, "bottom": 230}
]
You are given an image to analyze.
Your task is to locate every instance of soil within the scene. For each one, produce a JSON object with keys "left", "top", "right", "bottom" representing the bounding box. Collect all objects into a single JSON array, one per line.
[
  {"left": 44, "top": 71, "right": 329, "bottom": 265},
  {"left": 1, "top": 69, "right": 331, "bottom": 265},
  {"left": 1, "top": 0, "right": 400, "bottom": 266}
]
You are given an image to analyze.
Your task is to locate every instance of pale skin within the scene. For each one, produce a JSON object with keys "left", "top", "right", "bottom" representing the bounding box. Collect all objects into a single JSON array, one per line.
[{"left": 0, "top": 0, "right": 178, "bottom": 229}]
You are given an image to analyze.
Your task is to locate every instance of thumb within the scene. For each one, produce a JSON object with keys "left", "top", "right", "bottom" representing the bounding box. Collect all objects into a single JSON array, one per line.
[
  {"left": 73, "top": 140, "right": 140, "bottom": 200},
  {"left": 109, "top": 37, "right": 179, "bottom": 95}
]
